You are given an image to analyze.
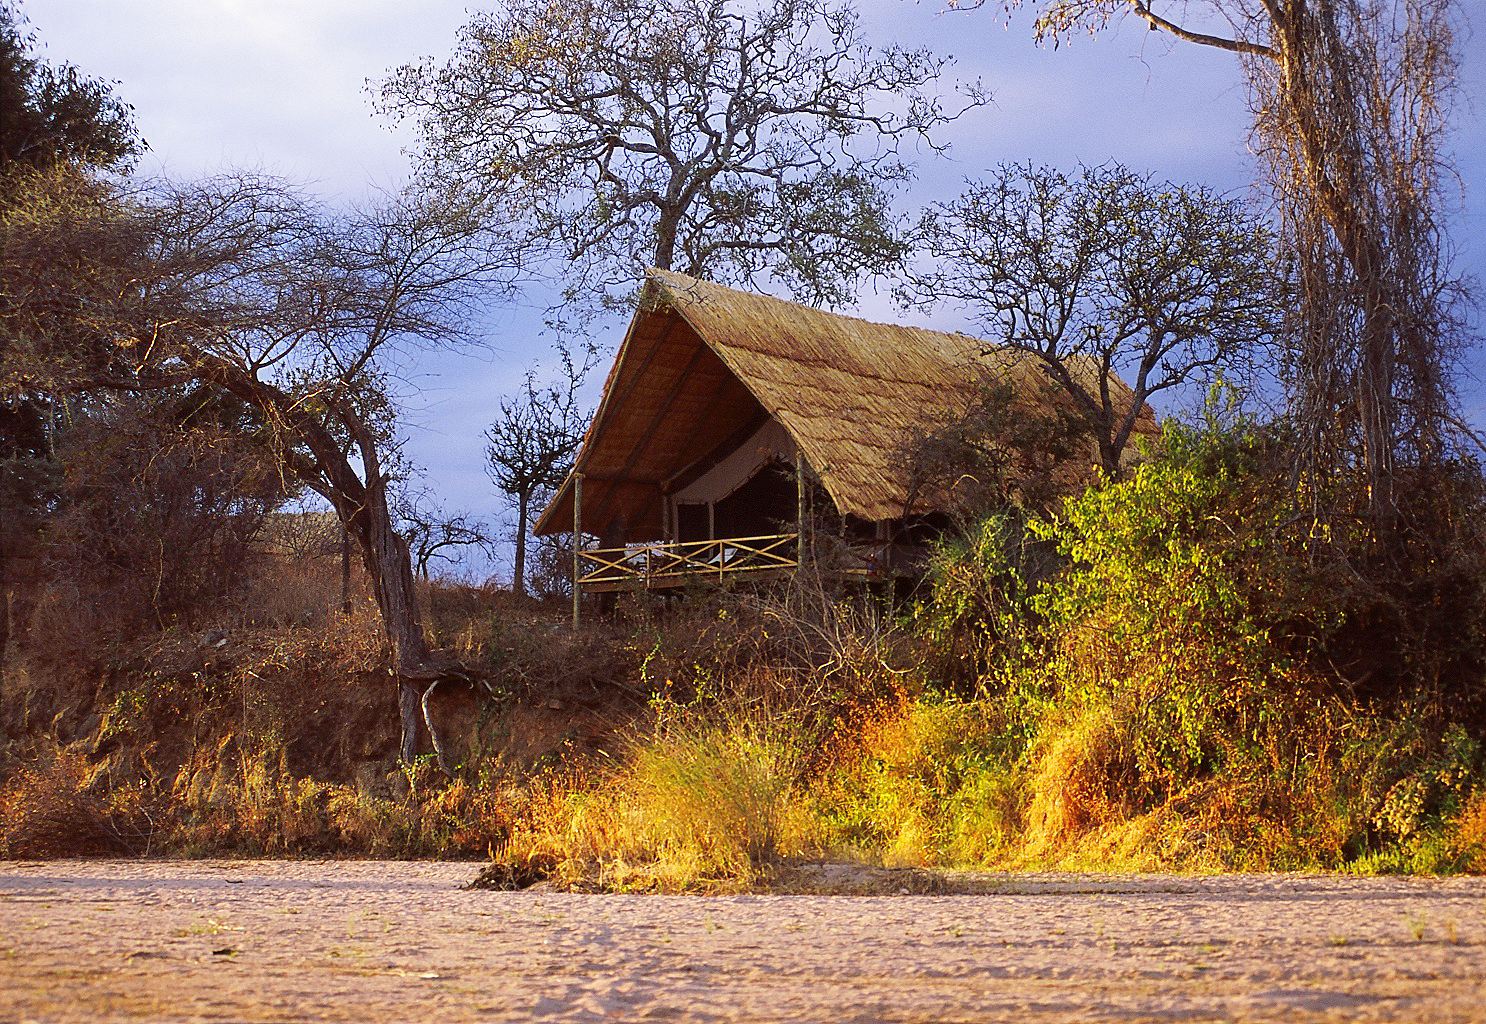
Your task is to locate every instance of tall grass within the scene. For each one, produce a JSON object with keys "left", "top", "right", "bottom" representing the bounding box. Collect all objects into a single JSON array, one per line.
[{"left": 477, "top": 672, "right": 832, "bottom": 891}]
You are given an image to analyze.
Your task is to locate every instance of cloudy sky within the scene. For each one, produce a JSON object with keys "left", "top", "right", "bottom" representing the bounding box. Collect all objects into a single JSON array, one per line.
[{"left": 21, "top": 0, "right": 1486, "bottom": 578}]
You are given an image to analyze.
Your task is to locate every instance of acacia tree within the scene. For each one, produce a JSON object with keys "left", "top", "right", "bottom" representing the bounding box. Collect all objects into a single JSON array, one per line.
[
  {"left": 1, "top": 166, "right": 514, "bottom": 765},
  {"left": 485, "top": 344, "right": 598, "bottom": 597},
  {"left": 380, "top": 0, "right": 977, "bottom": 317},
  {"left": 973, "top": 0, "right": 1465, "bottom": 530},
  {"left": 902, "top": 163, "right": 1277, "bottom": 476}
]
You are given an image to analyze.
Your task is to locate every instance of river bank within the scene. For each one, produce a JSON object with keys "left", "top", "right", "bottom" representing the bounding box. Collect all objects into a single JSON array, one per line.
[{"left": 3, "top": 860, "right": 1484, "bottom": 1021}]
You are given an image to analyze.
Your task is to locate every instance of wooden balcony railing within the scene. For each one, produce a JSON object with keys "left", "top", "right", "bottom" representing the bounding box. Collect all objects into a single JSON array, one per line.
[{"left": 577, "top": 533, "right": 799, "bottom": 592}]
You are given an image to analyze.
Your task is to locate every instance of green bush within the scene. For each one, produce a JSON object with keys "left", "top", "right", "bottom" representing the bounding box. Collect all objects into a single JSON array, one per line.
[
  {"left": 810, "top": 696, "right": 1022, "bottom": 867},
  {"left": 913, "top": 512, "right": 1046, "bottom": 692}
]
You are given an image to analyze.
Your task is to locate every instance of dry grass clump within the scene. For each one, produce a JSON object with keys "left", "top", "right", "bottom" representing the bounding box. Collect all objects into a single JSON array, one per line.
[
  {"left": 616, "top": 709, "right": 808, "bottom": 883},
  {"left": 477, "top": 693, "right": 816, "bottom": 892},
  {"left": 103, "top": 742, "right": 520, "bottom": 859},
  {"left": 0, "top": 746, "right": 158, "bottom": 857},
  {"left": 1020, "top": 705, "right": 1131, "bottom": 856},
  {"left": 1447, "top": 792, "right": 1486, "bottom": 871}
]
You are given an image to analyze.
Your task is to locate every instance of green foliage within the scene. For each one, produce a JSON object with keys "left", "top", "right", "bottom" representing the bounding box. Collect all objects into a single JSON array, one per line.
[
  {"left": 1023, "top": 417, "right": 1309, "bottom": 801},
  {"left": 914, "top": 512, "right": 1043, "bottom": 689},
  {"left": 889, "top": 408, "right": 1486, "bottom": 871},
  {"left": 811, "top": 697, "right": 1023, "bottom": 867}
]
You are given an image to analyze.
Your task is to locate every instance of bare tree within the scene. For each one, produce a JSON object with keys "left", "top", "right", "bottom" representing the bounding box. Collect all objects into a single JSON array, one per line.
[
  {"left": 972, "top": 0, "right": 1467, "bottom": 532},
  {"left": 485, "top": 344, "right": 598, "bottom": 596},
  {"left": 395, "top": 486, "right": 495, "bottom": 580},
  {"left": 380, "top": 0, "right": 979, "bottom": 319},
  {"left": 901, "top": 163, "right": 1277, "bottom": 476}
]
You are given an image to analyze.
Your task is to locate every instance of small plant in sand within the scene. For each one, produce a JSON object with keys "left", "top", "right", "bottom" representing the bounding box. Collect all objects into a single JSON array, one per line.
[{"left": 1407, "top": 911, "right": 1429, "bottom": 941}]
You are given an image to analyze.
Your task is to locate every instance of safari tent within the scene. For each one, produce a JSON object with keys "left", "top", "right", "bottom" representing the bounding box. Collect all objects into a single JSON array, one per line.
[{"left": 534, "top": 269, "right": 1152, "bottom": 606}]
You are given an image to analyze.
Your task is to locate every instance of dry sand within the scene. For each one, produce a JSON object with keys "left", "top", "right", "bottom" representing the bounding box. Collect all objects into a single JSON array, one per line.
[{"left": 2, "top": 860, "right": 1484, "bottom": 1022}]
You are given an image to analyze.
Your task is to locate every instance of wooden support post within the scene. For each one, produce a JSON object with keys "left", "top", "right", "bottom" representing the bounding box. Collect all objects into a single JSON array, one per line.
[
  {"left": 795, "top": 450, "right": 806, "bottom": 569},
  {"left": 707, "top": 502, "right": 719, "bottom": 580},
  {"left": 572, "top": 473, "right": 583, "bottom": 630}
]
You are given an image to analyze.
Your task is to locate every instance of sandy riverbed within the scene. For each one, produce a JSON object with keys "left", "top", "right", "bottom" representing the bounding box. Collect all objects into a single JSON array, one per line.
[{"left": 2, "top": 860, "right": 1484, "bottom": 1022}]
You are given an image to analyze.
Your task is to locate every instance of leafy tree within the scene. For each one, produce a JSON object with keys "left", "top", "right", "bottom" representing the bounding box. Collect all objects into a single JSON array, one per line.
[
  {"left": 966, "top": 0, "right": 1467, "bottom": 532},
  {"left": 0, "top": 1, "right": 143, "bottom": 172},
  {"left": 485, "top": 344, "right": 598, "bottom": 596},
  {"left": 901, "top": 163, "right": 1277, "bottom": 476},
  {"left": 380, "top": 0, "right": 978, "bottom": 318},
  {"left": 0, "top": 2, "right": 145, "bottom": 666},
  {"left": 900, "top": 377, "right": 1097, "bottom": 525},
  {"left": 0, "top": 11, "right": 514, "bottom": 763}
]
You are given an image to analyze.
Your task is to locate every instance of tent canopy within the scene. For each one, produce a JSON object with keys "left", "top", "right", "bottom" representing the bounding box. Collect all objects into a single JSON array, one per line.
[{"left": 535, "top": 269, "right": 1151, "bottom": 542}]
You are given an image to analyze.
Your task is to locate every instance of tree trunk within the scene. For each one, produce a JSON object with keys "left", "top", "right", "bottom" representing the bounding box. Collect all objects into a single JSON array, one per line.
[
  {"left": 340, "top": 524, "right": 352, "bottom": 615},
  {"left": 0, "top": 578, "right": 8, "bottom": 676},
  {"left": 399, "top": 682, "right": 422, "bottom": 764},
  {"left": 206, "top": 359, "right": 458, "bottom": 769},
  {"left": 336, "top": 413, "right": 447, "bottom": 766},
  {"left": 1137, "top": 0, "right": 1438, "bottom": 537},
  {"left": 1277, "top": 9, "right": 1400, "bottom": 529},
  {"left": 513, "top": 489, "right": 529, "bottom": 598},
  {"left": 653, "top": 204, "right": 681, "bottom": 273}
]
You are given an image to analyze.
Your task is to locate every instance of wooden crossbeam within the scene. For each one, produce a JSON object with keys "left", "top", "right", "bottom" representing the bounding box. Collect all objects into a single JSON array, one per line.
[{"left": 576, "top": 533, "right": 801, "bottom": 589}]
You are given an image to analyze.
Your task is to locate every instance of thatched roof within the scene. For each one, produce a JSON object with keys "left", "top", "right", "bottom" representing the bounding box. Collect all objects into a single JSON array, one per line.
[{"left": 535, "top": 269, "right": 1153, "bottom": 540}]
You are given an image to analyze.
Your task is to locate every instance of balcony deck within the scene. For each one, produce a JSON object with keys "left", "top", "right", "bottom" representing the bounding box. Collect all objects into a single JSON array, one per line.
[
  {"left": 577, "top": 533, "right": 799, "bottom": 593},
  {"left": 576, "top": 532, "right": 906, "bottom": 594}
]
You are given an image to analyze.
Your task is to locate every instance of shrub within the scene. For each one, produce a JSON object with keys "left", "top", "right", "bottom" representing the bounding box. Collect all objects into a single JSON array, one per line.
[
  {"left": 0, "top": 747, "right": 158, "bottom": 857},
  {"left": 811, "top": 696, "right": 1022, "bottom": 867},
  {"left": 1023, "top": 419, "right": 1320, "bottom": 813},
  {"left": 912, "top": 512, "right": 1048, "bottom": 692}
]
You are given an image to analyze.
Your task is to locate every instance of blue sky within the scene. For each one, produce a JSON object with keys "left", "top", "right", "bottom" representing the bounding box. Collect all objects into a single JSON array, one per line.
[{"left": 23, "top": 0, "right": 1486, "bottom": 579}]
